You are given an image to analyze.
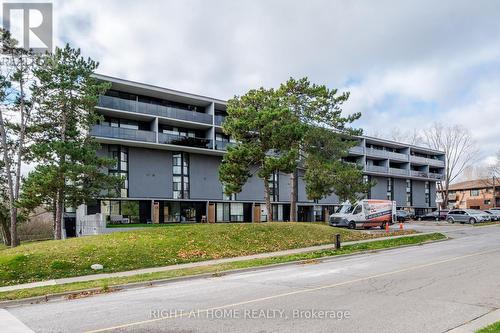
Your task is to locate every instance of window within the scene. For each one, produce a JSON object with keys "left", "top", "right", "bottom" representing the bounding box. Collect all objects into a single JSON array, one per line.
[
  {"left": 386, "top": 178, "right": 393, "bottom": 200},
  {"left": 102, "top": 117, "right": 139, "bottom": 130},
  {"left": 353, "top": 205, "right": 362, "bottom": 214},
  {"left": 269, "top": 171, "right": 279, "bottom": 202},
  {"left": 470, "top": 189, "right": 480, "bottom": 197},
  {"left": 425, "top": 181, "right": 431, "bottom": 207},
  {"left": 108, "top": 145, "right": 128, "bottom": 198},
  {"left": 363, "top": 175, "right": 371, "bottom": 199},
  {"left": 406, "top": 179, "right": 412, "bottom": 206},
  {"left": 173, "top": 152, "right": 189, "bottom": 199}
]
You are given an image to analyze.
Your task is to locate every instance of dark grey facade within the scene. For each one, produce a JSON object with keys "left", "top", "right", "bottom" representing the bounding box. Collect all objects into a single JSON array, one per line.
[{"left": 87, "top": 75, "right": 446, "bottom": 223}]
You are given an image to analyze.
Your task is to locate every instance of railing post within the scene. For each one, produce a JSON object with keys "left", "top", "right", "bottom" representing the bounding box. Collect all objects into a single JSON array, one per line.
[{"left": 335, "top": 234, "right": 341, "bottom": 249}]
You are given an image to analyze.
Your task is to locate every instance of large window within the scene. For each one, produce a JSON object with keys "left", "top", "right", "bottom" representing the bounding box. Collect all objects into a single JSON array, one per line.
[
  {"left": 173, "top": 152, "right": 189, "bottom": 199},
  {"left": 108, "top": 145, "right": 128, "bottom": 198},
  {"left": 470, "top": 189, "right": 480, "bottom": 197},
  {"left": 363, "top": 175, "right": 371, "bottom": 199}
]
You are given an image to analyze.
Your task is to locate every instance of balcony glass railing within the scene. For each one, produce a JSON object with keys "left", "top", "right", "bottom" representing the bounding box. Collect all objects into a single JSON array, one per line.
[
  {"left": 410, "top": 155, "right": 445, "bottom": 166},
  {"left": 411, "top": 170, "right": 428, "bottom": 178},
  {"left": 91, "top": 125, "right": 156, "bottom": 143},
  {"left": 214, "top": 140, "right": 235, "bottom": 151},
  {"left": 214, "top": 115, "right": 226, "bottom": 126},
  {"left": 158, "top": 132, "right": 213, "bottom": 149},
  {"left": 98, "top": 95, "right": 213, "bottom": 125},
  {"left": 365, "top": 165, "right": 388, "bottom": 173},
  {"left": 389, "top": 168, "right": 409, "bottom": 176},
  {"left": 365, "top": 148, "right": 408, "bottom": 161},
  {"left": 349, "top": 146, "right": 365, "bottom": 154},
  {"left": 429, "top": 172, "right": 444, "bottom": 180}
]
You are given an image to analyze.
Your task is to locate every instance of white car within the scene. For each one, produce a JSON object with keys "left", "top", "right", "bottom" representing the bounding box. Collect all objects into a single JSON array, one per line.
[{"left": 484, "top": 210, "right": 500, "bottom": 221}]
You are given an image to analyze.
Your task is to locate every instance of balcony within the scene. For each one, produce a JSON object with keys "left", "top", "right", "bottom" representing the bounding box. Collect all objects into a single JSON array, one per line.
[
  {"left": 98, "top": 95, "right": 213, "bottom": 125},
  {"left": 429, "top": 172, "right": 445, "bottom": 180},
  {"left": 366, "top": 165, "right": 388, "bottom": 173},
  {"left": 349, "top": 145, "right": 365, "bottom": 155},
  {"left": 214, "top": 115, "right": 226, "bottom": 126},
  {"left": 91, "top": 125, "right": 156, "bottom": 143},
  {"left": 411, "top": 170, "right": 428, "bottom": 178},
  {"left": 215, "top": 140, "right": 234, "bottom": 151},
  {"left": 389, "top": 168, "right": 409, "bottom": 176},
  {"left": 365, "top": 148, "right": 408, "bottom": 161},
  {"left": 158, "top": 132, "right": 213, "bottom": 149},
  {"left": 410, "top": 155, "right": 445, "bottom": 167}
]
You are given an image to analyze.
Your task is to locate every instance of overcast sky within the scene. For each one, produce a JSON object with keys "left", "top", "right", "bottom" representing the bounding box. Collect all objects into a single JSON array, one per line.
[{"left": 50, "top": 0, "right": 500, "bottom": 165}]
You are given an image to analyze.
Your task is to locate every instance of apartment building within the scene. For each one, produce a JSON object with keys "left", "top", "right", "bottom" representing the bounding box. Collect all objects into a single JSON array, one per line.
[
  {"left": 445, "top": 178, "right": 500, "bottom": 209},
  {"left": 83, "top": 74, "right": 446, "bottom": 224}
]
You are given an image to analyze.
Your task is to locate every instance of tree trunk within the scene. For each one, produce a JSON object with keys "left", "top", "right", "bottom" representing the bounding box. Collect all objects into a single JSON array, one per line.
[
  {"left": 0, "top": 214, "right": 11, "bottom": 246},
  {"left": 289, "top": 170, "right": 297, "bottom": 222},
  {"left": 55, "top": 190, "right": 64, "bottom": 239},
  {"left": 263, "top": 178, "right": 273, "bottom": 222}
]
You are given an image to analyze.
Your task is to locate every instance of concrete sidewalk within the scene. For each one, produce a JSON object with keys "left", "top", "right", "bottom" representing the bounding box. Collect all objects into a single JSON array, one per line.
[{"left": 0, "top": 232, "right": 434, "bottom": 293}]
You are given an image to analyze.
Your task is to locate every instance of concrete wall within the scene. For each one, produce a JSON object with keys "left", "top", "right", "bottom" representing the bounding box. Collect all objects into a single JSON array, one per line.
[
  {"left": 128, "top": 147, "right": 172, "bottom": 198},
  {"left": 278, "top": 173, "right": 292, "bottom": 202}
]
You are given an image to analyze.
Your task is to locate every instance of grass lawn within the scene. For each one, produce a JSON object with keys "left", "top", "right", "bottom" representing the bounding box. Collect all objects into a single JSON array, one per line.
[
  {"left": 476, "top": 321, "right": 500, "bottom": 333},
  {"left": 0, "top": 222, "right": 415, "bottom": 287},
  {"left": 473, "top": 222, "right": 500, "bottom": 227},
  {"left": 0, "top": 232, "right": 444, "bottom": 302}
]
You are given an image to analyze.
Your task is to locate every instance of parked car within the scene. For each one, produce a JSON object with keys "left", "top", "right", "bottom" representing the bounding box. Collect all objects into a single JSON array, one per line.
[
  {"left": 416, "top": 210, "right": 449, "bottom": 221},
  {"left": 396, "top": 210, "right": 411, "bottom": 222},
  {"left": 446, "top": 209, "right": 490, "bottom": 224},
  {"left": 329, "top": 199, "right": 396, "bottom": 229},
  {"left": 484, "top": 210, "right": 500, "bottom": 221}
]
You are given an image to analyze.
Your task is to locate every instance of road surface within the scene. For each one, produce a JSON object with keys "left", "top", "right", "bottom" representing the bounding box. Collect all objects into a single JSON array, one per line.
[{"left": 3, "top": 224, "right": 500, "bottom": 333}]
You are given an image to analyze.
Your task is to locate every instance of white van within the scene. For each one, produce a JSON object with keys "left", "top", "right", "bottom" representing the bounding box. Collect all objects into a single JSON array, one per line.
[{"left": 329, "top": 199, "right": 396, "bottom": 229}]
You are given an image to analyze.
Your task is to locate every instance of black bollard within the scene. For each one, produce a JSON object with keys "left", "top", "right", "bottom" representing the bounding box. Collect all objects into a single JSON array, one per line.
[{"left": 335, "top": 233, "right": 341, "bottom": 249}]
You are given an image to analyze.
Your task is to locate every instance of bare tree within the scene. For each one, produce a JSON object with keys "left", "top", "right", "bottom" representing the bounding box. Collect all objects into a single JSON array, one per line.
[
  {"left": 422, "top": 123, "right": 480, "bottom": 208},
  {"left": 389, "top": 128, "right": 423, "bottom": 146}
]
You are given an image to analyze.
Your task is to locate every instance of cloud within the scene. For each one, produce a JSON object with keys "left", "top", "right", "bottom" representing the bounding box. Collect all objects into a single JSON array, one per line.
[{"left": 49, "top": 0, "right": 500, "bottom": 165}]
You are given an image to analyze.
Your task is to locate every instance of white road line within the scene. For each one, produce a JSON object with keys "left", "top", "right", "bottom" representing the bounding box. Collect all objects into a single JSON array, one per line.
[
  {"left": 0, "top": 309, "right": 35, "bottom": 333},
  {"left": 85, "top": 246, "right": 500, "bottom": 333}
]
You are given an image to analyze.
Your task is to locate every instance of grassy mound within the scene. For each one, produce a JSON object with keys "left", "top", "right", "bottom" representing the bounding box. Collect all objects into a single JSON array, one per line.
[{"left": 0, "top": 222, "right": 413, "bottom": 286}]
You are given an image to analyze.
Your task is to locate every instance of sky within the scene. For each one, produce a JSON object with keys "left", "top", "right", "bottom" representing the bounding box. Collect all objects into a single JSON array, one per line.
[{"left": 20, "top": 1, "right": 500, "bottom": 165}]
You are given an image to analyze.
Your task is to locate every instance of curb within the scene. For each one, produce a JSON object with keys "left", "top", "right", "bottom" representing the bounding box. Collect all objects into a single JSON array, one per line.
[
  {"left": 447, "top": 308, "right": 500, "bottom": 333},
  {"left": 0, "top": 234, "right": 448, "bottom": 308}
]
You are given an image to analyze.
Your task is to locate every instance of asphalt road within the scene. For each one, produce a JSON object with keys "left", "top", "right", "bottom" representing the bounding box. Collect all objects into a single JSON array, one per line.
[{"left": 3, "top": 224, "right": 500, "bottom": 333}]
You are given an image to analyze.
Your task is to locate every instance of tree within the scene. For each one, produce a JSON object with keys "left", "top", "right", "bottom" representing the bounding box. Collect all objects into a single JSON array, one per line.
[
  {"left": 277, "top": 78, "right": 366, "bottom": 210},
  {"left": 0, "top": 29, "right": 35, "bottom": 247},
  {"left": 25, "top": 44, "right": 116, "bottom": 239},
  {"left": 219, "top": 87, "right": 303, "bottom": 222},
  {"left": 423, "top": 123, "right": 480, "bottom": 208},
  {"left": 302, "top": 126, "right": 372, "bottom": 203}
]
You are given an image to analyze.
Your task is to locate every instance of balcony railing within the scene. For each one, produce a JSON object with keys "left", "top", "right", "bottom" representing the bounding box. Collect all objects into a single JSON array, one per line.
[
  {"left": 215, "top": 140, "right": 234, "bottom": 151},
  {"left": 429, "top": 172, "right": 445, "bottom": 180},
  {"left": 411, "top": 170, "right": 428, "bottom": 178},
  {"left": 349, "top": 146, "right": 365, "bottom": 154},
  {"left": 410, "top": 155, "right": 445, "bottom": 167},
  {"left": 389, "top": 168, "right": 409, "bottom": 176},
  {"left": 91, "top": 125, "right": 156, "bottom": 143},
  {"left": 98, "top": 95, "right": 213, "bottom": 125},
  {"left": 158, "top": 132, "right": 213, "bottom": 149},
  {"left": 365, "top": 148, "right": 408, "bottom": 161},
  {"left": 366, "top": 165, "right": 388, "bottom": 173},
  {"left": 214, "top": 115, "right": 226, "bottom": 126}
]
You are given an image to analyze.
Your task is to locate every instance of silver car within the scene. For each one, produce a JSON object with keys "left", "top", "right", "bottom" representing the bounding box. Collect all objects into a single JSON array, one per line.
[
  {"left": 446, "top": 209, "right": 490, "bottom": 224},
  {"left": 485, "top": 210, "right": 500, "bottom": 221}
]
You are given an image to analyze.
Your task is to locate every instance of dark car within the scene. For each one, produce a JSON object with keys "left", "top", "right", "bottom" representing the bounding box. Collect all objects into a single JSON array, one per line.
[
  {"left": 416, "top": 210, "right": 449, "bottom": 221},
  {"left": 396, "top": 210, "right": 411, "bottom": 222}
]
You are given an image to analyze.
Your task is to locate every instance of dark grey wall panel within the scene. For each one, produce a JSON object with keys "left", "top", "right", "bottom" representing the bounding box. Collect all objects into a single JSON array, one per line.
[
  {"left": 190, "top": 154, "right": 223, "bottom": 200},
  {"left": 128, "top": 147, "right": 172, "bottom": 198},
  {"left": 371, "top": 176, "right": 388, "bottom": 200},
  {"left": 412, "top": 180, "right": 426, "bottom": 207},
  {"left": 238, "top": 167, "right": 265, "bottom": 201},
  {"left": 393, "top": 178, "right": 407, "bottom": 207},
  {"left": 278, "top": 173, "right": 291, "bottom": 202}
]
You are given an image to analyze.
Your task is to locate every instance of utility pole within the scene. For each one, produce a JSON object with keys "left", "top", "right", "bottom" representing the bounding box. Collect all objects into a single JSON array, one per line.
[{"left": 493, "top": 174, "right": 497, "bottom": 208}]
